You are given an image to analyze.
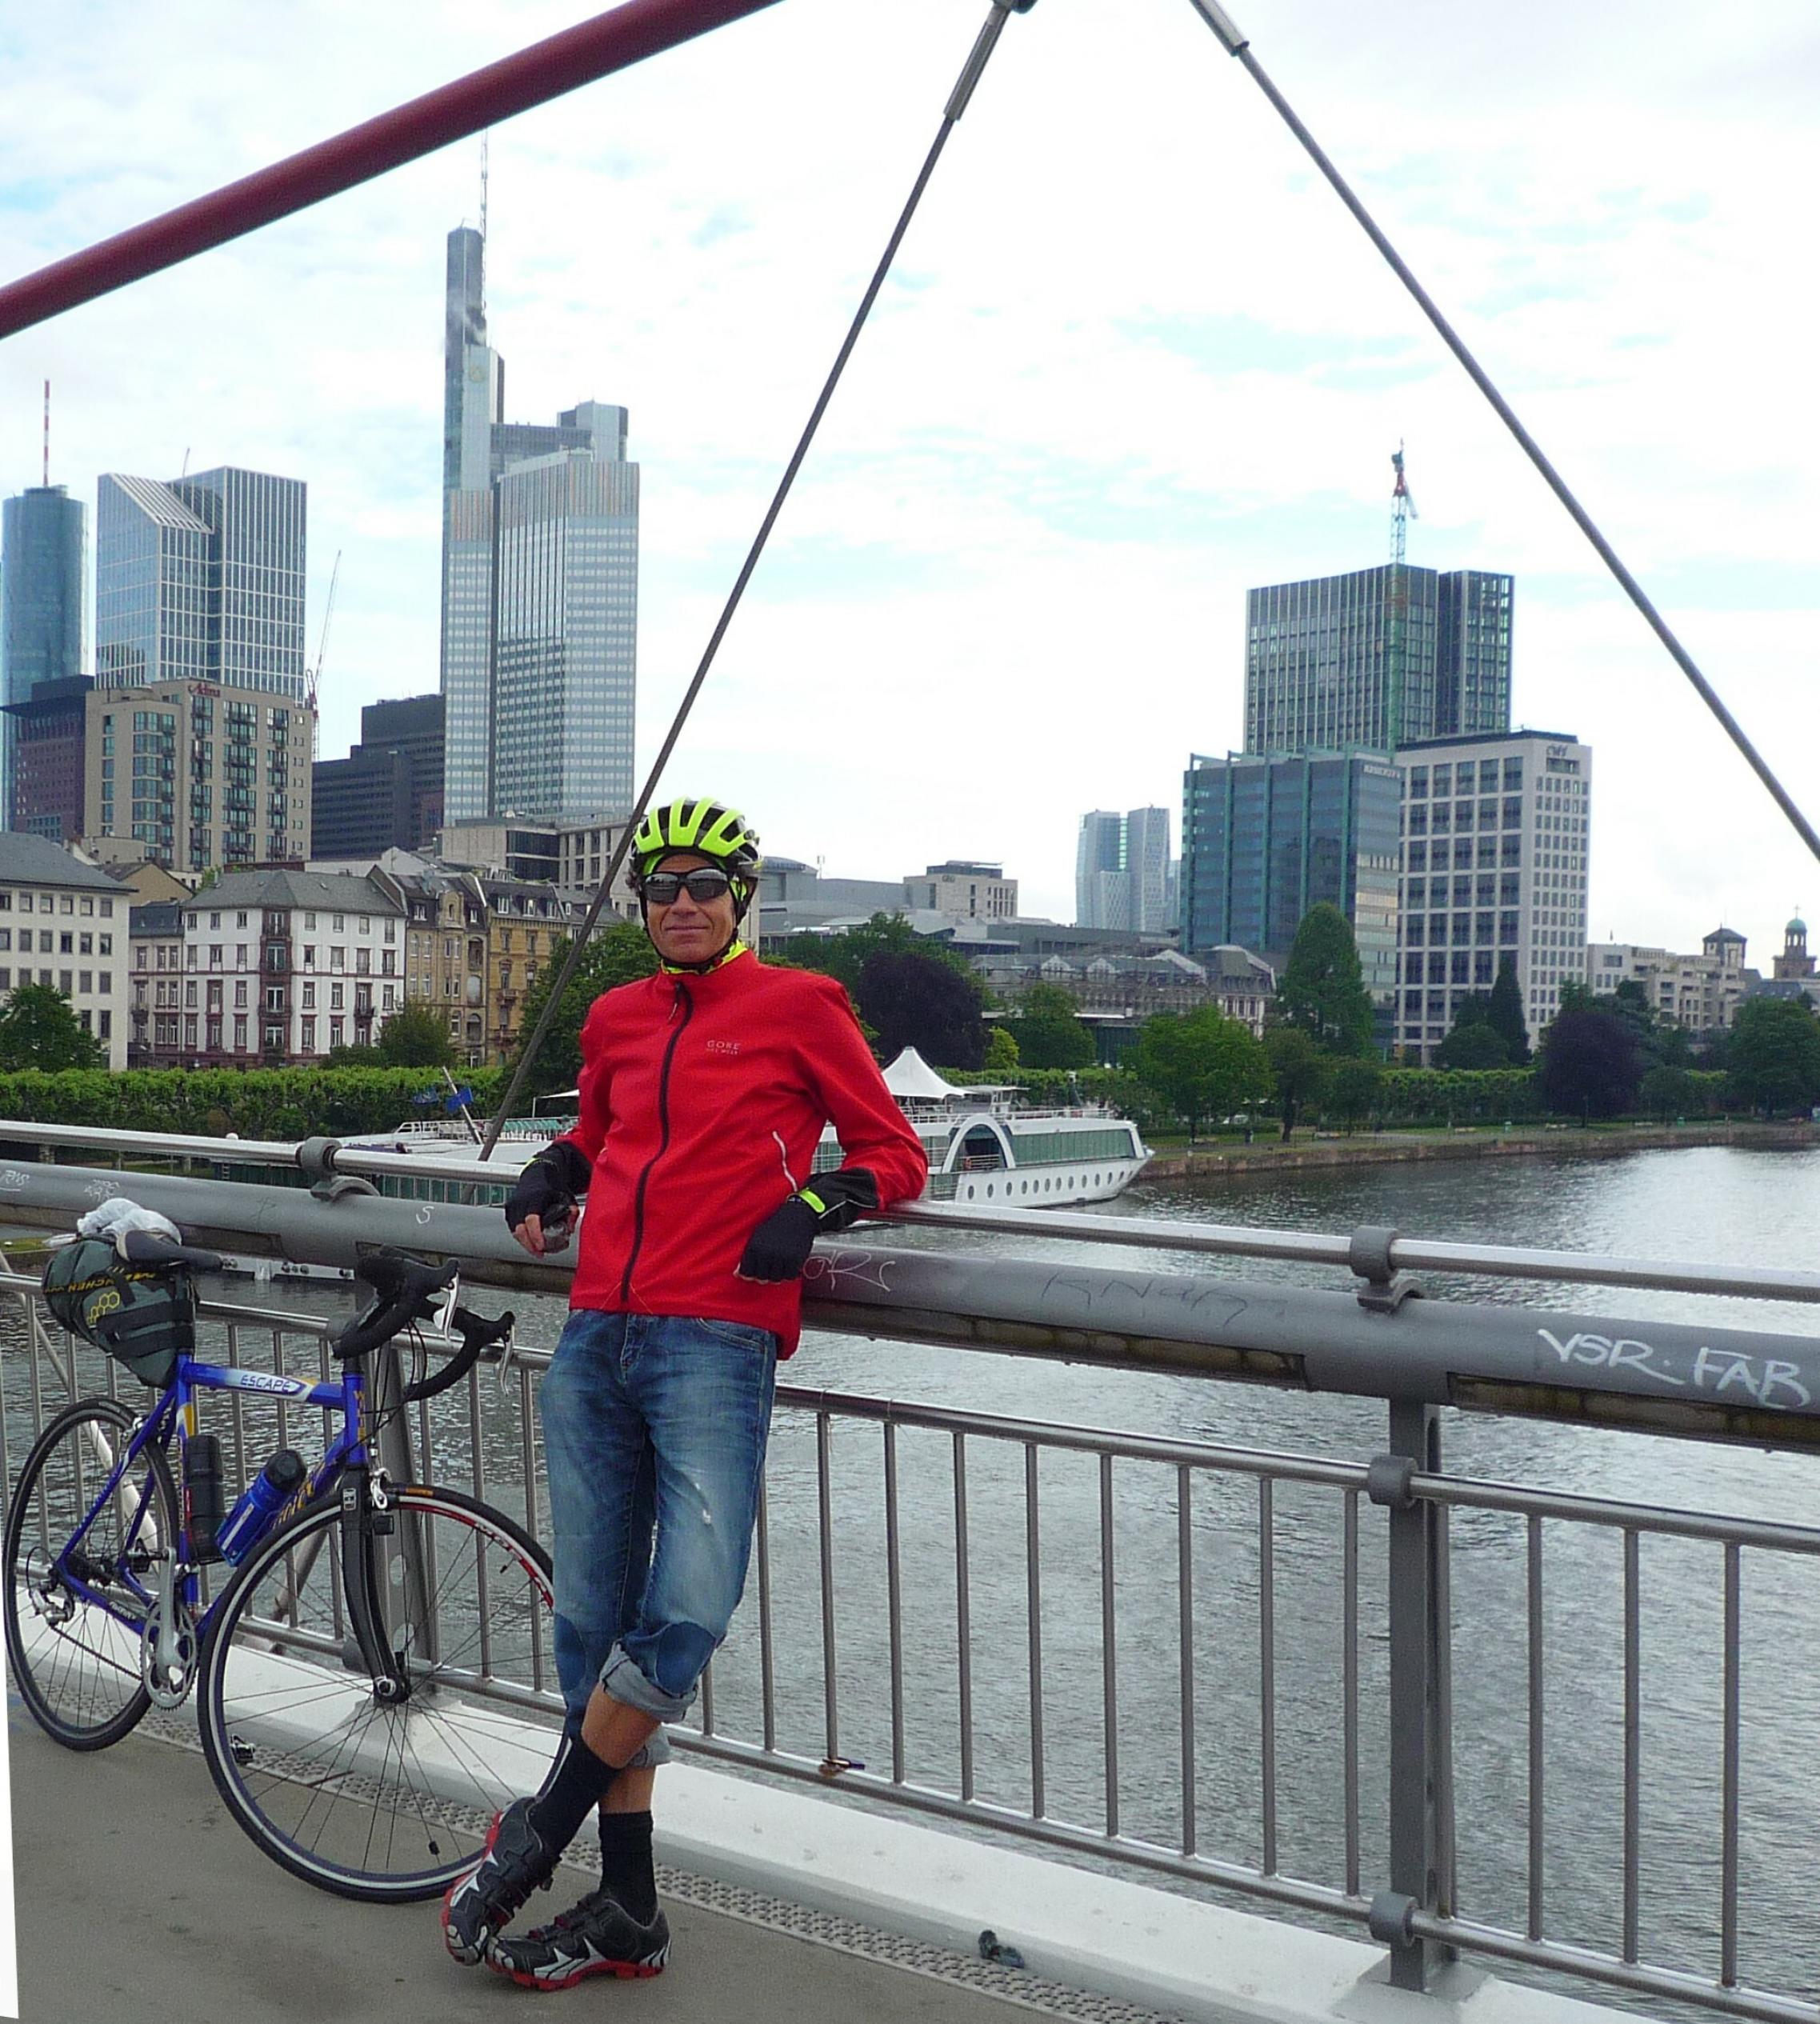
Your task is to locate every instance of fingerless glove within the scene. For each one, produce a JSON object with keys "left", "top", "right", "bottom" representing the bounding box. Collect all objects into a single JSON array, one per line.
[{"left": 504, "top": 1138, "right": 593, "bottom": 1235}]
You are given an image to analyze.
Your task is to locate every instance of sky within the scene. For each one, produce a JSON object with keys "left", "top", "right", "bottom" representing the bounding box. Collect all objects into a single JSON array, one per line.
[{"left": 1, "top": 0, "right": 1816, "bottom": 950}]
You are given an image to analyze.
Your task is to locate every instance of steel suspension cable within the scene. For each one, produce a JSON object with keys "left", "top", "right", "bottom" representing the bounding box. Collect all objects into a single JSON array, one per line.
[
  {"left": 481, "top": 0, "right": 1037, "bottom": 1156},
  {"left": 1183, "top": 0, "right": 1820, "bottom": 870}
]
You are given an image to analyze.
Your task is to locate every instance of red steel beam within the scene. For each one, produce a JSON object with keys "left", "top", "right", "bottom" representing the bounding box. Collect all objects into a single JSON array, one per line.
[{"left": 0, "top": 0, "right": 785, "bottom": 341}]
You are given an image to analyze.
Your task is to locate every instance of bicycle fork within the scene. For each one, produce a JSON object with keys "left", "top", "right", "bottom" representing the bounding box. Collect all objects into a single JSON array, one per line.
[{"left": 337, "top": 1468, "right": 415, "bottom": 1705}]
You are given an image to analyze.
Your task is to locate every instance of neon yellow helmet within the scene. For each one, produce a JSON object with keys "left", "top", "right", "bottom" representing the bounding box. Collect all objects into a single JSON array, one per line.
[{"left": 630, "top": 796, "right": 762, "bottom": 887}]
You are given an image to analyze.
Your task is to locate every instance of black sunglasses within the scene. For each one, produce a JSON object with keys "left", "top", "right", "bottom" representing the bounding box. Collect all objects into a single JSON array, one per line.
[{"left": 642, "top": 869, "right": 734, "bottom": 905}]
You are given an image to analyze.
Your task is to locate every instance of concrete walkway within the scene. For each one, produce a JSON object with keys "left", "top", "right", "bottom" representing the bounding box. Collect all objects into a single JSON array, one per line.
[{"left": 7, "top": 1716, "right": 1058, "bottom": 2024}]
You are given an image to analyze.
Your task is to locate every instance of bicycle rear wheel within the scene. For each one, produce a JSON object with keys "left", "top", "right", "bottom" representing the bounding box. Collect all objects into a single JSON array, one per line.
[
  {"left": 2, "top": 1395, "right": 175, "bottom": 1750},
  {"left": 198, "top": 1483, "right": 558, "bottom": 1902}
]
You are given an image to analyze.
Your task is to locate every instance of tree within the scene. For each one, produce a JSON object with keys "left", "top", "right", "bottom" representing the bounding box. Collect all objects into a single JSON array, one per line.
[
  {"left": 509, "top": 922, "right": 659, "bottom": 1094},
  {"left": 1277, "top": 904, "right": 1374, "bottom": 1056},
  {"left": 1537, "top": 1004, "right": 1642, "bottom": 1121},
  {"left": 374, "top": 1002, "right": 458, "bottom": 1069},
  {"left": 1434, "top": 1020, "right": 1508, "bottom": 1070},
  {"left": 982, "top": 1025, "right": 1022, "bottom": 1071},
  {"left": 1726, "top": 997, "right": 1820, "bottom": 1117},
  {"left": 778, "top": 914, "right": 978, "bottom": 997},
  {"left": 1326, "top": 1057, "right": 1382, "bottom": 1133},
  {"left": 1008, "top": 982, "right": 1097, "bottom": 1070},
  {"left": 854, "top": 950, "right": 986, "bottom": 1070},
  {"left": 1263, "top": 1024, "right": 1330, "bottom": 1140},
  {"left": 1638, "top": 1064, "right": 1696, "bottom": 1122},
  {"left": 1486, "top": 958, "right": 1530, "bottom": 1066},
  {"left": 1133, "top": 1007, "right": 1272, "bottom": 1138},
  {"left": 0, "top": 984, "right": 106, "bottom": 1072}
]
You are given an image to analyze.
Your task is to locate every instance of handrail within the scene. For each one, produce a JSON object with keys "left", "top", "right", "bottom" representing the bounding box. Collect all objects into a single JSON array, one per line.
[
  {"left": 6, "top": 1157, "right": 1820, "bottom": 1450},
  {"left": 6, "top": 1114, "right": 1818, "bottom": 1306}
]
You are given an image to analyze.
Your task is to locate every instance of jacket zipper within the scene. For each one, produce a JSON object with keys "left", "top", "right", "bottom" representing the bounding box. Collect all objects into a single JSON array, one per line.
[{"left": 618, "top": 978, "right": 693, "bottom": 1306}]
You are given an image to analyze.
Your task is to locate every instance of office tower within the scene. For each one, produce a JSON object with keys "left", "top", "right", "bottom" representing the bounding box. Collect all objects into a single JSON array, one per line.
[
  {"left": 1076, "top": 806, "right": 1175, "bottom": 932},
  {"left": 2, "top": 674, "right": 90, "bottom": 842},
  {"left": 1074, "top": 811, "right": 1124, "bottom": 928},
  {"left": 1123, "top": 806, "right": 1173, "bottom": 933},
  {"left": 312, "top": 694, "right": 445, "bottom": 858},
  {"left": 1244, "top": 566, "right": 1512, "bottom": 755},
  {"left": 2, "top": 484, "right": 86, "bottom": 828},
  {"left": 92, "top": 463, "right": 311, "bottom": 871},
  {"left": 95, "top": 467, "right": 307, "bottom": 700},
  {"left": 440, "top": 226, "right": 638, "bottom": 825},
  {"left": 1181, "top": 750, "right": 1402, "bottom": 1006},
  {"left": 1394, "top": 730, "right": 1592, "bottom": 1058}
]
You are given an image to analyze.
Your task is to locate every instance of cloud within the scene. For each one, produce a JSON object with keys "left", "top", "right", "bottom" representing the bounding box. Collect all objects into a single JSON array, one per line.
[{"left": 0, "top": 0, "right": 1815, "bottom": 948}]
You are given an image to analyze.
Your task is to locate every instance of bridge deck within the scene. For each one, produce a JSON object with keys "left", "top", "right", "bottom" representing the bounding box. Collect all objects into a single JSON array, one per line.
[{"left": 8, "top": 1716, "right": 1067, "bottom": 2024}]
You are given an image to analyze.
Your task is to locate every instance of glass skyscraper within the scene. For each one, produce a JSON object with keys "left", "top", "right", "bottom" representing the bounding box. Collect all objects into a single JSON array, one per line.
[
  {"left": 2, "top": 485, "right": 86, "bottom": 828},
  {"left": 1245, "top": 565, "right": 1511, "bottom": 754},
  {"left": 440, "top": 226, "right": 639, "bottom": 825},
  {"left": 1074, "top": 806, "right": 1174, "bottom": 932},
  {"left": 1181, "top": 750, "right": 1402, "bottom": 1006},
  {"left": 95, "top": 468, "right": 306, "bottom": 699},
  {"left": 92, "top": 467, "right": 309, "bottom": 872}
]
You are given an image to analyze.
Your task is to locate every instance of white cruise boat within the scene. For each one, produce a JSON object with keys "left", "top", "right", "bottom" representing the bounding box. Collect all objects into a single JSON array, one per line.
[
  {"left": 350, "top": 1050, "right": 1149, "bottom": 1210},
  {"left": 826, "top": 1049, "right": 1150, "bottom": 1207}
]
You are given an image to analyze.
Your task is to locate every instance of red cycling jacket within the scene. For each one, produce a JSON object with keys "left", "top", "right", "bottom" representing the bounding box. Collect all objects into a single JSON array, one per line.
[{"left": 554, "top": 950, "right": 927, "bottom": 1356}]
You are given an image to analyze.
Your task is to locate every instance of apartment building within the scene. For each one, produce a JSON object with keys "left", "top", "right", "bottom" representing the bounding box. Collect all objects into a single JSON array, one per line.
[{"left": 0, "top": 834, "right": 126, "bottom": 1069}]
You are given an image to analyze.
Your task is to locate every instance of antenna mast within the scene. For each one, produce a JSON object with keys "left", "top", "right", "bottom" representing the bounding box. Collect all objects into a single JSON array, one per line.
[{"left": 41, "top": 380, "right": 50, "bottom": 487}]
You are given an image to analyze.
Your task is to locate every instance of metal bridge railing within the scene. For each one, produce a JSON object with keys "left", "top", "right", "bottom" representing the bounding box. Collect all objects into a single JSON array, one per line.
[{"left": 4, "top": 1154, "right": 1820, "bottom": 2020}]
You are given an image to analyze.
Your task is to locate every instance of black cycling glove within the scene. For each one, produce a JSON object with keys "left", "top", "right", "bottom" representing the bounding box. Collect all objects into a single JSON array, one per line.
[
  {"left": 505, "top": 1139, "right": 593, "bottom": 1240},
  {"left": 736, "top": 1170, "right": 880, "bottom": 1282}
]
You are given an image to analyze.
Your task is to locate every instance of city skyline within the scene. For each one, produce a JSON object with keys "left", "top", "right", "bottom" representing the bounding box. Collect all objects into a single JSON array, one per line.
[{"left": 0, "top": 0, "right": 1814, "bottom": 956}]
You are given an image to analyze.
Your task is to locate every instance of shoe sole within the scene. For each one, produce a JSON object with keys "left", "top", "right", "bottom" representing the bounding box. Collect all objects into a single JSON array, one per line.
[{"left": 489, "top": 1944, "right": 670, "bottom": 1990}]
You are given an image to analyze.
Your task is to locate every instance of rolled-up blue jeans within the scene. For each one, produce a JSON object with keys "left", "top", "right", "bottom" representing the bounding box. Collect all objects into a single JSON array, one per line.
[{"left": 539, "top": 1309, "right": 778, "bottom": 1770}]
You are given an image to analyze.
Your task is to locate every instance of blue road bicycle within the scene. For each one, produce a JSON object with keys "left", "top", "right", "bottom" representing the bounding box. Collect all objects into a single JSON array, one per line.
[{"left": 2, "top": 1238, "right": 557, "bottom": 1902}]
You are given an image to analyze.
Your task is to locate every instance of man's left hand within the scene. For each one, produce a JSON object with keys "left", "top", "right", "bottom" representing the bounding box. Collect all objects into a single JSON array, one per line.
[{"left": 736, "top": 1195, "right": 822, "bottom": 1282}]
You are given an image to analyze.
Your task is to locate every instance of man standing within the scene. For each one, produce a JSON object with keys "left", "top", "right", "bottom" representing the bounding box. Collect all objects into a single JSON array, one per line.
[{"left": 443, "top": 796, "right": 927, "bottom": 1989}]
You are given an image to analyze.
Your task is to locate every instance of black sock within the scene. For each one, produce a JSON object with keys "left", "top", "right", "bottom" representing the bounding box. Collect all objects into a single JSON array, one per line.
[
  {"left": 526, "top": 1730, "right": 618, "bottom": 1856},
  {"left": 599, "top": 1810, "right": 658, "bottom": 1923}
]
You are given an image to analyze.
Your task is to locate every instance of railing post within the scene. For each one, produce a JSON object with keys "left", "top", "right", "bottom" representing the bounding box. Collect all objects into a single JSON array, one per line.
[{"left": 1367, "top": 1399, "right": 1447, "bottom": 1992}]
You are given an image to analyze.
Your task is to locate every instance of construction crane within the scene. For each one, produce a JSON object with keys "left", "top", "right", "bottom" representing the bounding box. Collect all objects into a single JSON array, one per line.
[
  {"left": 307, "top": 550, "right": 341, "bottom": 716},
  {"left": 1390, "top": 440, "right": 1418, "bottom": 566},
  {"left": 1384, "top": 445, "right": 1417, "bottom": 751}
]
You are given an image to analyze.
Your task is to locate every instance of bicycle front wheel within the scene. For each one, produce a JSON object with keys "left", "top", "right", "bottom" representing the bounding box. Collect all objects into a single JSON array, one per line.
[
  {"left": 2, "top": 1394, "right": 176, "bottom": 1750},
  {"left": 198, "top": 1484, "right": 558, "bottom": 1902}
]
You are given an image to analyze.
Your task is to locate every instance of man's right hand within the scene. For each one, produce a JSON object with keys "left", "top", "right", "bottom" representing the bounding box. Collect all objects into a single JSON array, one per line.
[{"left": 506, "top": 1142, "right": 592, "bottom": 1257}]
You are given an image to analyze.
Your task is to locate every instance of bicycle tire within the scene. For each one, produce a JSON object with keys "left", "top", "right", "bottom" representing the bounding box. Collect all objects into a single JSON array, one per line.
[
  {"left": 198, "top": 1482, "right": 558, "bottom": 1902},
  {"left": 2, "top": 1394, "right": 177, "bottom": 1750}
]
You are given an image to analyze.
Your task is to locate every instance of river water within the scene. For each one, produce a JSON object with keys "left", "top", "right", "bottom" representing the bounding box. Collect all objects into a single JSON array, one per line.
[
  {"left": 758, "top": 1142, "right": 1820, "bottom": 2014},
  {"left": 7, "top": 1142, "right": 1818, "bottom": 2013}
]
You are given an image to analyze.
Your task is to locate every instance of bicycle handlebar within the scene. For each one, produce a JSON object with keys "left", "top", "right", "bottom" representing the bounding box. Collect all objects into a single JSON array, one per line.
[
  {"left": 332, "top": 1251, "right": 455, "bottom": 1360},
  {"left": 331, "top": 1250, "right": 514, "bottom": 1406},
  {"left": 398, "top": 1304, "right": 515, "bottom": 1406}
]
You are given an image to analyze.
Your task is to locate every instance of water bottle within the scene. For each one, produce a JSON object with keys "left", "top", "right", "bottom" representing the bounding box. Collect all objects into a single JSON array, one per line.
[
  {"left": 217, "top": 1448, "right": 307, "bottom": 1566},
  {"left": 183, "top": 1434, "right": 224, "bottom": 1563}
]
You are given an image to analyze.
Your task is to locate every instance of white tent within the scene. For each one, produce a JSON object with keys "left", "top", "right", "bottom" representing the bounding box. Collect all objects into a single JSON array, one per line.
[
  {"left": 881, "top": 1048, "right": 1018, "bottom": 1102},
  {"left": 882, "top": 1047, "right": 970, "bottom": 1101}
]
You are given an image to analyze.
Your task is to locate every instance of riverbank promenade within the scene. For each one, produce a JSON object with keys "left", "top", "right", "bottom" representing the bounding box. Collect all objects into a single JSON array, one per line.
[
  {"left": 1141, "top": 1117, "right": 1818, "bottom": 1178},
  {"left": 8, "top": 1715, "right": 1074, "bottom": 2024}
]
